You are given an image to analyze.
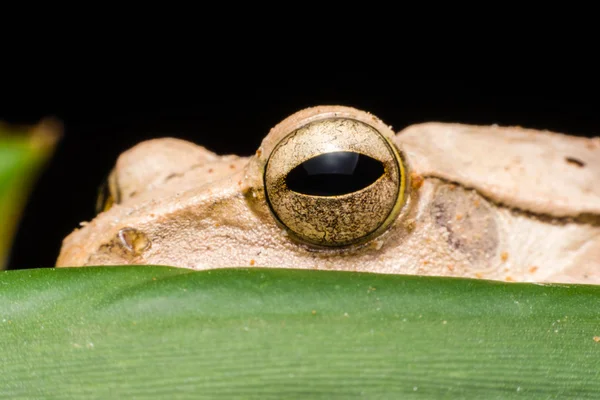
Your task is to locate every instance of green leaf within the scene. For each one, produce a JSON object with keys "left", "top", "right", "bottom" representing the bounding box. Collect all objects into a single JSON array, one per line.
[
  {"left": 1, "top": 266, "right": 599, "bottom": 398},
  {"left": 0, "top": 119, "right": 61, "bottom": 269}
]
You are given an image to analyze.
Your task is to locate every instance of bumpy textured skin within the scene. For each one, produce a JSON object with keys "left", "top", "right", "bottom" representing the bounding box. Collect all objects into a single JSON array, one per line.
[
  {"left": 56, "top": 106, "right": 600, "bottom": 284},
  {"left": 396, "top": 122, "right": 600, "bottom": 218}
]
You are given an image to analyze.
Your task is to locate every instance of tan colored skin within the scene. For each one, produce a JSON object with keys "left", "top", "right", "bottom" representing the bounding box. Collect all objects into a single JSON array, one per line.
[{"left": 56, "top": 106, "right": 600, "bottom": 284}]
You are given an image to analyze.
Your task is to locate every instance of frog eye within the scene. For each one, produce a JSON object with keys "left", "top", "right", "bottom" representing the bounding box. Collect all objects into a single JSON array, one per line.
[
  {"left": 264, "top": 117, "right": 407, "bottom": 247},
  {"left": 95, "top": 170, "right": 119, "bottom": 214}
]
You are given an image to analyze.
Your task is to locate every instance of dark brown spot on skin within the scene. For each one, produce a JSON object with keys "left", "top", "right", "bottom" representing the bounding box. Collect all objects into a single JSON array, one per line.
[
  {"left": 565, "top": 157, "right": 585, "bottom": 168},
  {"left": 529, "top": 266, "right": 538, "bottom": 273},
  {"left": 165, "top": 172, "right": 183, "bottom": 182},
  {"left": 230, "top": 164, "right": 236, "bottom": 169},
  {"left": 208, "top": 168, "right": 214, "bottom": 173}
]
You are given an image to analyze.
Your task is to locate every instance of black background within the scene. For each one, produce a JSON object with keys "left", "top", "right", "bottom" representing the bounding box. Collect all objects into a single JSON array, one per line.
[{"left": 2, "top": 80, "right": 599, "bottom": 270}]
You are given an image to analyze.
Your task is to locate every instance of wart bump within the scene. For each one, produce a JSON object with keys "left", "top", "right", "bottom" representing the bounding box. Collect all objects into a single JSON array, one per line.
[{"left": 118, "top": 227, "right": 151, "bottom": 254}]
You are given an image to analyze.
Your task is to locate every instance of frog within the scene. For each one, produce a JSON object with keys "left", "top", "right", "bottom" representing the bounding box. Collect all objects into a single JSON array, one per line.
[{"left": 55, "top": 105, "right": 600, "bottom": 284}]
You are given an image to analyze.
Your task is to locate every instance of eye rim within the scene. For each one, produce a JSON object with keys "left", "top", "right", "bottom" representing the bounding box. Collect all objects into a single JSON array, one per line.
[{"left": 263, "top": 116, "right": 408, "bottom": 248}]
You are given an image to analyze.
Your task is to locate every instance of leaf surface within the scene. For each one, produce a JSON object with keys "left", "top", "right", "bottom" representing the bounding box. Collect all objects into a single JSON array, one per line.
[
  {"left": 0, "top": 119, "right": 60, "bottom": 269},
  {"left": 1, "top": 266, "right": 599, "bottom": 399}
]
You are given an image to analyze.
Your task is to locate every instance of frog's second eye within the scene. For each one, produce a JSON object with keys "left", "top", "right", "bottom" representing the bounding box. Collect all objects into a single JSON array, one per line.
[
  {"left": 264, "top": 117, "right": 407, "bottom": 247},
  {"left": 95, "top": 170, "right": 119, "bottom": 215}
]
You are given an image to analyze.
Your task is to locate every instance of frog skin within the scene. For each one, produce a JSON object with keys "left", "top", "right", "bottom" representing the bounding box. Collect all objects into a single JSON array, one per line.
[{"left": 56, "top": 106, "right": 600, "bottom": 284}]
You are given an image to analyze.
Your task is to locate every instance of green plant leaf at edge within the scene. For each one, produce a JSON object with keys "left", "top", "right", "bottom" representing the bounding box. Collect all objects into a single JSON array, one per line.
[
  {"left": 0, "top": 119, "right": 61, "bottom": 269},
  {"left": 1, "top": 266, "right": 599, "bottom": 399}
]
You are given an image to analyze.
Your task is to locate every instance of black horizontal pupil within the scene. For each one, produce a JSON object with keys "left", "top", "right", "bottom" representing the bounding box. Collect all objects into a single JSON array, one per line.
[{"left": 285, "top": 151, "right": 385, "bottom": 196}]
